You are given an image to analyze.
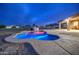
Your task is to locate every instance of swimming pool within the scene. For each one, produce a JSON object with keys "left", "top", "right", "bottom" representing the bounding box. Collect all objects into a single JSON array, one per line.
[{"left": 15, "top": 31, "right": 59, "bottom": 41}]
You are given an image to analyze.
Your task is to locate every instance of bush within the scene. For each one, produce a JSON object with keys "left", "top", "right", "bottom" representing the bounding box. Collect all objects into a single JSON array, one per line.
[
  {"left": 0, "top": 25, "right": 6, "bottom": 28},
  {"left": 12, "top": 26, "right": 16, "bottom": 28}
]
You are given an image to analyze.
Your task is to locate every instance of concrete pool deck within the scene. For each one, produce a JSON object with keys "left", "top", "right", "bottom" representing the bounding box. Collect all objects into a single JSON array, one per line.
[
  {"left": 44, "top": 30, "right": 79, "bottom": 55},
  {"left": 4, "top": 34, "right": 69, "bottom": 55},
  {"left": 27, "top": 30, "right": 79, "bottom": 55},
  {"left": 3, "top": 29, "right": 79, "bottom": 55}
]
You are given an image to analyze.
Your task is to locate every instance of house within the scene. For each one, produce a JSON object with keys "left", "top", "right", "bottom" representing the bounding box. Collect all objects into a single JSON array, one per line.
[
  {"left": 6, "top": 25, "right": 20, "bottom": 29},
  {"left": 15, "top": 26, "right": 20, "bottom": 28},
  {"left": 52, "top": 23, "right": 59, "bottom": 29},
  {"left": 59, "top": 14, "right": 79, "bottom": 31},
  {"left": 6, "top": 25, "right": 13, "bottom": 29}
]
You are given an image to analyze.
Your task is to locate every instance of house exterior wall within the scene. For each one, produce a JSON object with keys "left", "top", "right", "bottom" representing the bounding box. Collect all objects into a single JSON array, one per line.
[
  {"left": 59, "top": 16, "right": 79, "bottom": 31},
  {"left": 68, "top": 20, "right": 79, "bottom": 30}
]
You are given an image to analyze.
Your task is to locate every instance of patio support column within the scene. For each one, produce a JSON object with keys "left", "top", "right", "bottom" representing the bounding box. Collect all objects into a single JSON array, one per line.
[
  {"left": 67, "top": 20, "right": 70, "bottom": 31},
  {"left": 78, "top": 20, "right": 79, "bottom": 29},
  {"left": 59, "top": 22, "right": 62, "bottom": 29}
]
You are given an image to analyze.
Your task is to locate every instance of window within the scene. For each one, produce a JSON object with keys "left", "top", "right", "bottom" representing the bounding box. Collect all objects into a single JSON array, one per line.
[{"left": 73, "top": 21, "right": 78, "bottom": 26}]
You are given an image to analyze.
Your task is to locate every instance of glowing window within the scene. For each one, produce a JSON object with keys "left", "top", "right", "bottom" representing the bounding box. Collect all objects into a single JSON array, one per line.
[{"left": 73, "top": 21, "right": 78, "bottom": 26}]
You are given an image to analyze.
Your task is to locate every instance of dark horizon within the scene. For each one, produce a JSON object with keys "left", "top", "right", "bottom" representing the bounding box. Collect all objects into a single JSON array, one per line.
[{"left": 0, "top": 3, "right": 79, "bottom": 26}]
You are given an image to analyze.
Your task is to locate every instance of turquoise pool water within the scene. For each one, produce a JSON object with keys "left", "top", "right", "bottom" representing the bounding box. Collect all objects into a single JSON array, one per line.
[{"left": 15, "top": 32, "right": 59, "bottom": 41}]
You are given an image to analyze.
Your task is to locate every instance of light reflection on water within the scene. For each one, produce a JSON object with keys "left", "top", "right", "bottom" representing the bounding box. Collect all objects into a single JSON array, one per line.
[{"left": 15, "top": 32, "right": 59, "bottom": 41}]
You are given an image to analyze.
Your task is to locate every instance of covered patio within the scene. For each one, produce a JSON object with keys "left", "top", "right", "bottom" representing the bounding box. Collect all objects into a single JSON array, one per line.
[{"left": 59, "top": 14, "right": 79, "bottom": 31}]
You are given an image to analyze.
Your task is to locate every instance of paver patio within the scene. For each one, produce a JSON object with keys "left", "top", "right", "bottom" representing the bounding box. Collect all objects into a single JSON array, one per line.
[
  {"left": 25, "top": 30, "right": 79, "bottom": 55},
  {"left": 1, "top": 29, "right": 79, "bottom": 55}
]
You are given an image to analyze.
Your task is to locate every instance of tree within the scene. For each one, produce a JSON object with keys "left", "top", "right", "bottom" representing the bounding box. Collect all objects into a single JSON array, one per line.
[
  {"left": 12, "top": 26, "right": 16, "bottom": 28},
  {"left": 0, "top": 25, "right": 6, "bottom": 28}
]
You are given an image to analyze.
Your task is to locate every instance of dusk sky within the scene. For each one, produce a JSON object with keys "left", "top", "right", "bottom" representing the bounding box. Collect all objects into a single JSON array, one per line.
[{"left": 0, "top": 3, "right": 79, "bottom": 26}]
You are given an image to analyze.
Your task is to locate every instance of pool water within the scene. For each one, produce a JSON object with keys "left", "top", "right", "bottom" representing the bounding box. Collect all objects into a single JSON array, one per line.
[{"left": 15, "top": 31, "right": 59, "bottom": 41}]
